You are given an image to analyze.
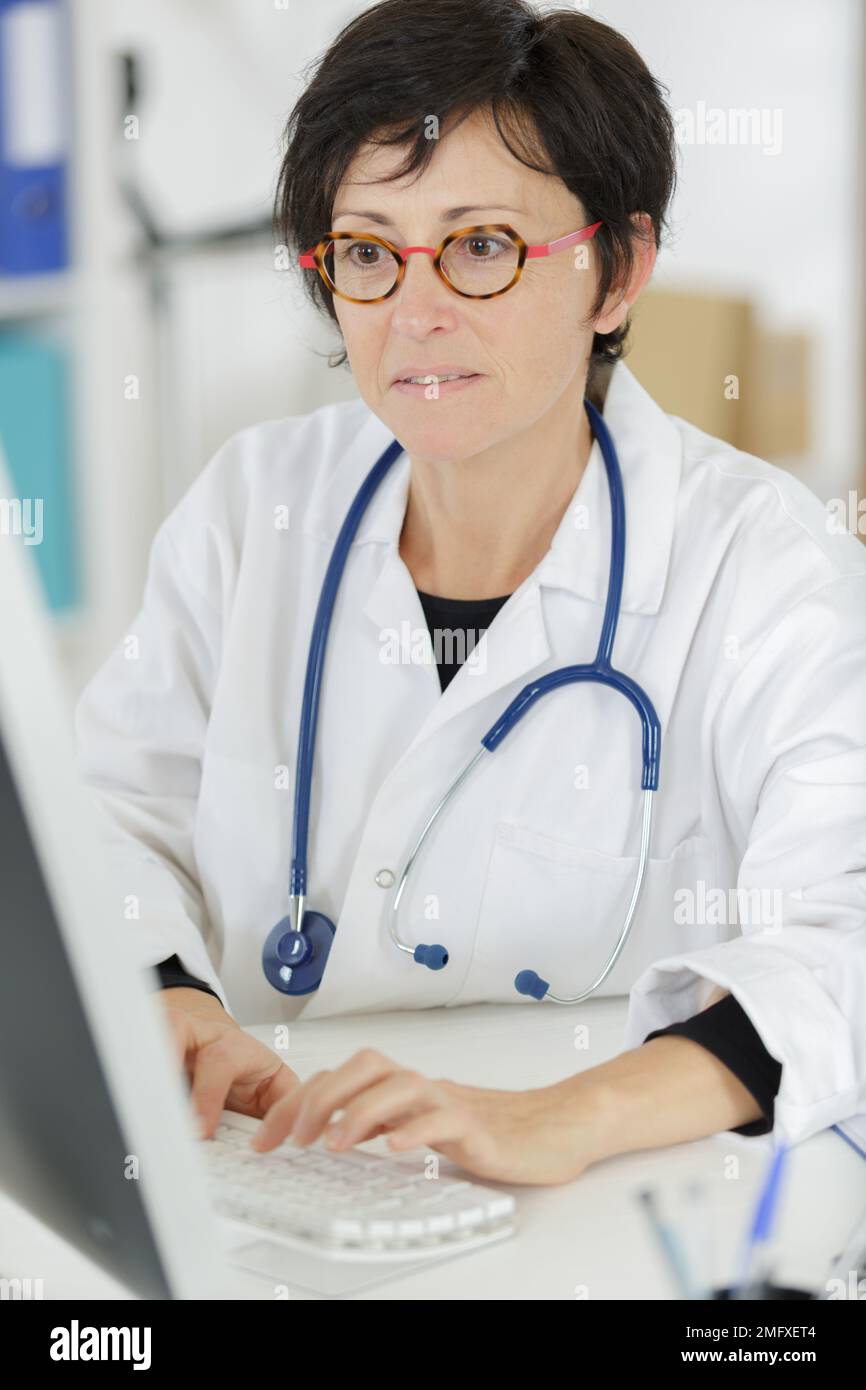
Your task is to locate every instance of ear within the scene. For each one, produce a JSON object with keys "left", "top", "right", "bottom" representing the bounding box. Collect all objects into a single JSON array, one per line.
[{"left": 592, "top": 212, "right": 657, "bottom": 336}]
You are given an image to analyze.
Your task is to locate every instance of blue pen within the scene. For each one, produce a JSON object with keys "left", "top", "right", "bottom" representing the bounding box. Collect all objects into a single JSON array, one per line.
[
  {"left": 638, "top": 1188, "right": 700, "bottom": 1300},
  {"left": 733, "top": 1141, "right": 789, "bottom": 1299}
]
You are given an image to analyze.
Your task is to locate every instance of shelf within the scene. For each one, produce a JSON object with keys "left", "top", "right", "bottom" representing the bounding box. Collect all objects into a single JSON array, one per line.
[{"left": 0, "top": 272, "right": 78, "bottom": 323}]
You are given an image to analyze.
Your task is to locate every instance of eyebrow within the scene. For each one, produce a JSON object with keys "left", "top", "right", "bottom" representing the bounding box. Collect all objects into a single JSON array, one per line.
[{"left": 331, "top": 204, "right": 525, "bottom": 227}]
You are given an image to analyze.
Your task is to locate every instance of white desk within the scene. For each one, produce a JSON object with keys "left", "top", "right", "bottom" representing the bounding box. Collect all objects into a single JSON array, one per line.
[{"left": 2, "top": 999, "right": 864, "bottom": 1299}]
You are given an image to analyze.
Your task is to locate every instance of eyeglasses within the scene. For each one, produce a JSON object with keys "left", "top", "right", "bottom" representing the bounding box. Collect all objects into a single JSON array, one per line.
[{"left": 298, "top": 221, "right": 602, "bottom": 303}]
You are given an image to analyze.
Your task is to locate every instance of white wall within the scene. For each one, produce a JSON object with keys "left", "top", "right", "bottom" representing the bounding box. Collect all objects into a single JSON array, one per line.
[{"left": 591, "top": 0, "right": 864, "bottom": 496}]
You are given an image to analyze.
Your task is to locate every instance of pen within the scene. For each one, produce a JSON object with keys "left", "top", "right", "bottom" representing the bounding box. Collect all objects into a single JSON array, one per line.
[
  {"left": 732, "top": 1141, "right": 789, "bottom": 1299},
  {"left": 638, "top": 1188, "right": 700, "bottom": 1300}
]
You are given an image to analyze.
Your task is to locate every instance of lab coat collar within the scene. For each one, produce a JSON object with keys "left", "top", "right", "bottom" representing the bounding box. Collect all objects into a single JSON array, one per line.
[
  {"left": 353, "top": 362, "right": 682, "bottom": 734},
  {"left": 537, "top": 362, "right": 683, "bottom": 617},
  {"left": 355, "top": 362, "right": 682, "bottom": 613}
]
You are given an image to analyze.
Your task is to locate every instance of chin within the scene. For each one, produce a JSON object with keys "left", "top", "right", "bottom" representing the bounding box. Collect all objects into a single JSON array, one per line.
[
  {"left": 398, "top": 427, "right": 493, "bottom": 464},
  {"left": 380, "top": 404, "right": 498, "bottom": 460}
]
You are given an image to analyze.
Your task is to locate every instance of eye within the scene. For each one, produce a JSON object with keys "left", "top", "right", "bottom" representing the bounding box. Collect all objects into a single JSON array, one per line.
[
  {"left": 347, "top": 240, "right": 383, "bottom": 266},
  {"left": 454, "top": 234, "right": 510, "bottom": 259}
]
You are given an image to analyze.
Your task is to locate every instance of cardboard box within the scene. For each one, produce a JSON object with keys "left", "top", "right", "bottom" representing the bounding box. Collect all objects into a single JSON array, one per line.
[{"left": 625, "top": 286, "right": 810, "bottom": 462}]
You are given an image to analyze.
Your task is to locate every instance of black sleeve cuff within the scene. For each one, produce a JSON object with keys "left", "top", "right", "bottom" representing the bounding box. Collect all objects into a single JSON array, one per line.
[
  {"left": 154, "top": 954, "right": 220, "bottom": 1003},
  {"left": 643, "top": 993, "right": 783, "bottom": 1137}
]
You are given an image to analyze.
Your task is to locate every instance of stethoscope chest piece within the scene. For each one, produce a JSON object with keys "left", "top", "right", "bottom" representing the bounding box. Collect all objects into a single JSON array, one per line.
[{"left": 261, "top": 911, "right": 336, "bottom": 995}]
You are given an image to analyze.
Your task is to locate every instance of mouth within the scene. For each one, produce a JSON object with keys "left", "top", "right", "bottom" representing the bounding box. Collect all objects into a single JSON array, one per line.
[
  {"left": 395, "top": 371, "right": 477, "bottom": 385},
  {"left": 391, "top": 371, "right": 483, "bottom": 396}
]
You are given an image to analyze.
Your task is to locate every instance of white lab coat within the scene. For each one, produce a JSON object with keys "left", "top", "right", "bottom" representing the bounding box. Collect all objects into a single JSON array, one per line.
[{"left": 74, "top": 362, "right": 866, "bottom": 1144}]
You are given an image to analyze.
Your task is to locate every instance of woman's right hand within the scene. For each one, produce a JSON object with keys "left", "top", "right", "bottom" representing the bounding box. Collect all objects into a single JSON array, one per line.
[{"left": 159, "top": 987, "right": 301, "bottom": 1139}]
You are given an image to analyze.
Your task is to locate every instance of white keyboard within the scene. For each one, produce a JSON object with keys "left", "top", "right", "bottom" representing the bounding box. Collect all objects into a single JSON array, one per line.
[{"left": 202, "top": 1115, "right": 516, "bottom": 1262}]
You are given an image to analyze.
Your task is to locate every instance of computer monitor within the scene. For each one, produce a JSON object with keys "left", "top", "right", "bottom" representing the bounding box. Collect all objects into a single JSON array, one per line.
[{"left": 0, "top": 454, "right": 224, "bottom": 1299}]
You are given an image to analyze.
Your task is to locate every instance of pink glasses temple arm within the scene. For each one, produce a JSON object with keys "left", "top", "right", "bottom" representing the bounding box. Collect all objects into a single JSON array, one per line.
[{"left": 525, "top": 221, "right": 603, "bottom": 259}]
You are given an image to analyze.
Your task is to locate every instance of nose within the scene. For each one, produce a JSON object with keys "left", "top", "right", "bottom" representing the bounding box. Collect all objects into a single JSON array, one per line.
[
  {"left": 390, "top": 246, "right": 458, "bottom": 327},
  {"left": 397, "top": 246, "right": 445, "bottom": 297}
]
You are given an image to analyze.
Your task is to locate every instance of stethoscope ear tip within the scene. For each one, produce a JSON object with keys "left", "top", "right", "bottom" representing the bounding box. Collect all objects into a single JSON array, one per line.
[
  {"left": 413, "top": 943, "right": 449, "bottom": 971},
  {"left": 514, "top": 970, "right": 548, "bottom": 1001}
]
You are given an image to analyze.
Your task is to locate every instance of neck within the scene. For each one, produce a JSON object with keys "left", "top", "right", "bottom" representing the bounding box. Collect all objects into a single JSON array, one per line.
[{"left": 398, "top": 374, "right": 594, "bottom": 600}]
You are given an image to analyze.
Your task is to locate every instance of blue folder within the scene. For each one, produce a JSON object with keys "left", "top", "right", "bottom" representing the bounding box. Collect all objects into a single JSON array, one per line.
[{"left": 0, "top": 0, "right": 68, "bottom": 274}]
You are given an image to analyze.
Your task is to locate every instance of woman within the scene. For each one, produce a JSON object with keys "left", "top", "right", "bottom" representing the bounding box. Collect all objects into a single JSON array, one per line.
[{"left": 76, "top": 0, "right": 866, "bottom": 1184}]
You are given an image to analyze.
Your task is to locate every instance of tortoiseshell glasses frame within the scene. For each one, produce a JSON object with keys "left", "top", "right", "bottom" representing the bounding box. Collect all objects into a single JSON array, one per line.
[{"left": 298, "top": 221, "right": 603, "bottom": 303}]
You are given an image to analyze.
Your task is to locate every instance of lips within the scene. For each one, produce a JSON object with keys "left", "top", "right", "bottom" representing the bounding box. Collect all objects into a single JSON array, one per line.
[
  {"left": 391, "top": 367, "right": 479, "bottom": 385},
  {"left": 392, "top": 373, "right": 483, "bottom": 398},
  {"left": 400, "top": 374, "right": 476, "bottom": 386}
]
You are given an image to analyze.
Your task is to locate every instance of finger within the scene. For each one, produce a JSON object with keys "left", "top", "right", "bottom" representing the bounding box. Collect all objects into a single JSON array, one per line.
[
  {"left": 290, "top": 1050, "right": 399, "bottom": 1146},
  {"left": 324, "top": 1072, "right": 430, "bottom": 1151},
  {"left": 253, "top": 1050, "right": 394, "bottom": 1152},
  {"left": 256, "top": 1061, "right": 302, "bottom": 1114},
  {"left": 251, "top": 1068, "right": 333, "bottom": 1152}
]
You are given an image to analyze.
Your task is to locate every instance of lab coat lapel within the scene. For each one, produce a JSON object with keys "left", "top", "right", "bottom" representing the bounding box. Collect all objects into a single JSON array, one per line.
[
  {"left": 354, "top": 362, "right": 682, "bottom": 752},
  {"left": 358, "top": 451, "right": 555, "bottom": 732},
  {"left": 533, "top": 362, "right": 683, "bottom": 620}
]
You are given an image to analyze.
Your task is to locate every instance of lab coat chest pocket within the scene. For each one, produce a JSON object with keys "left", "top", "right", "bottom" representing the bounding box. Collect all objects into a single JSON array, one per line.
[{"left": 463, "top": 821, "right": 722, "bottom": 1003}]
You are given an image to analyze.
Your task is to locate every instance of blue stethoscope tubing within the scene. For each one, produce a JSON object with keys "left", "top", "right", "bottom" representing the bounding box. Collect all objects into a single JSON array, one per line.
[{"left": 262, "top": 397, "right": 661, "bottom": 999}]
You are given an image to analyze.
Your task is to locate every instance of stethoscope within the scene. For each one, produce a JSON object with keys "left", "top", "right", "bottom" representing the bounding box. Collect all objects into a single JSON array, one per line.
[{"left": 262, "top": 397, "right": 661, "bottom": 1002}]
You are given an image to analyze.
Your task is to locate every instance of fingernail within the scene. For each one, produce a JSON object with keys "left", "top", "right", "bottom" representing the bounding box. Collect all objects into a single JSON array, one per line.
[{"left": 325, "top": 1126, "right": 343, "bottom": 1148}]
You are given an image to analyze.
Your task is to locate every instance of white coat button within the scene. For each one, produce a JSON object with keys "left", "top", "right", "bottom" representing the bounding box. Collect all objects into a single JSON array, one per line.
[{"left": 374, "top": 868, "right": 395, "bottom": 888}]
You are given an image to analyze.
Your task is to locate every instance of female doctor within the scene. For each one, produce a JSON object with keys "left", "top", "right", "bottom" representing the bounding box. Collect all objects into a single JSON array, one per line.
[{"left": 75, "top": 0, "right": 866, "bottom": 1185}]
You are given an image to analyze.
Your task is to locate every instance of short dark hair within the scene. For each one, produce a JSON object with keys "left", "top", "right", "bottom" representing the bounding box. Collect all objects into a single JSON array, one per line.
[{"left": 274, "top": 0, "right": 677, "bottom": 393}]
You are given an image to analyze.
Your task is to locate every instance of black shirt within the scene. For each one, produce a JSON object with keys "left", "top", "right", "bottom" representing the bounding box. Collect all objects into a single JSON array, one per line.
[{"left": 155, "top": 585, "right": 782, "bottom": 1138}]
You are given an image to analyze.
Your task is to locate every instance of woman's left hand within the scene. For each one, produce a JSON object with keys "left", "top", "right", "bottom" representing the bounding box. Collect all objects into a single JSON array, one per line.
[{"left": 250, "top": 1047, "right": 605, "bottom": 1185}]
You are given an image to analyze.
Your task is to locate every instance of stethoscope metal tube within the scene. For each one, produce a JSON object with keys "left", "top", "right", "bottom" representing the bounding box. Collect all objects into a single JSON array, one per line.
[
  {"left": 388, "top": 745, "right": 488, "bottom": 966},
  {"left": 262, "top": 399, "right": 662, "bottom": 1000},
  {"left": 518, "top": 788, "right": 655, "bottom": 1003}
]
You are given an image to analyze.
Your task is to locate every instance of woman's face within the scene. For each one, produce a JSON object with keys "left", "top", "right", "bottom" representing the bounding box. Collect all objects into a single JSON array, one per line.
[{"left": 329, "top": 108, "right": 640, "bottom": 464}]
